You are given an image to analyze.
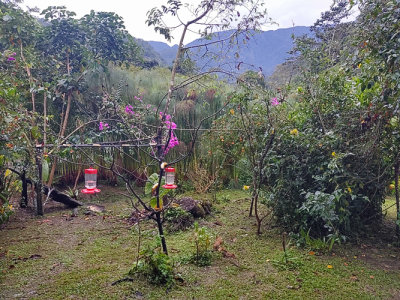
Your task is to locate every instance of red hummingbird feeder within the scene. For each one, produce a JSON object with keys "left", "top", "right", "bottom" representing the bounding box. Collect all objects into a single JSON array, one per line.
[
  {"left": 162, "top": 167, "right": 177, "bottom": 189},
  {"left": 81, "top": 167, "right": 101, "bottom": 194}
]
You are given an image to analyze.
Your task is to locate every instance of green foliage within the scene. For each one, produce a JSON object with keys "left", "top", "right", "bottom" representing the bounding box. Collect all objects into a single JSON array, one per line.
[
  {"left": 272, "top": 250, "right": 303, "bottom": 271},
  {"left": 264, "top": 63, "right": 391, "bottom": 239},
  {"left": 129, "top": 237, "right": 175, "bottom": 286},
  {"left": 291, "top": 228, "right": 342, "bottom": 253},
  {"left": 0, "top": 201, "right": 14, "bottom": 225},
  {"left": 145, "top": 172, "right": 172, "bottom": 210},
  {"left": 0, "top": 165, "right": 14, "bottom": 225},
  {"left": 191, "top": 222, "right": 212, "bottom": 266},
  {"left": 164, "top": 206, "right": 194, "bottom": 232},
  {"left": 272, "top": 235, "right": 303, "bottom": 271}
]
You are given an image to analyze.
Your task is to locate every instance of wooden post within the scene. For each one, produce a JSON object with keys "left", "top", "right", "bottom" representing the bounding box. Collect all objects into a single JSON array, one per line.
[{"left": 36, "top": 146, "right": 43, "bottom": 216}]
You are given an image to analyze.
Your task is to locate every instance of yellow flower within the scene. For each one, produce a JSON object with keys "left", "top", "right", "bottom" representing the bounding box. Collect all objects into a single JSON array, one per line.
[
  {"left": 347, "top": 187, "right": 352, "bottom": 193},
  {"left": 331, "top": 152, "right": 336, "bottom": 157},
  {"left": 230, "top": 108, "right": 235, "bottom": 115},
  {"left": 8, "top": 204, "right": 12, "bottom": 210},
  {"left": 243, "top": 185, "right": 250, "bottom": 191},
  {"left": 290, "top": 129, "right": 299, "bottom": 136},
  {"left": 5, "top": 169, "right": 11, "bottom": 177},
  {"left": 327, "top": 265, "right": 333, "bottom": 269}
]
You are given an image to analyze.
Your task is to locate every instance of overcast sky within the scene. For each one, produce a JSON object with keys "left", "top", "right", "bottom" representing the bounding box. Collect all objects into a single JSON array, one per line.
[{"left": 23, "top": 0, "right": 337, "bottom": 44}]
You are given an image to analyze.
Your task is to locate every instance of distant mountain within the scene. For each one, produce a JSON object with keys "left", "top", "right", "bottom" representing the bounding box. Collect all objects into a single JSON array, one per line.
[
  {"left": 146, "top": 26, "right": 310, "bottom": 75},
  {"left": 147, "top": 41, "right": 179, "bottom": 66},
  {"left": 134, "top": 38, "right": 167, "bottom": 66}
]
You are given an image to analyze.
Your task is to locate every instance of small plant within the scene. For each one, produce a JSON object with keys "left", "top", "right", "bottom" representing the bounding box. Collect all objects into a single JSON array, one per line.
[
  {"left": 164, "top": 206, "right": 194, "bottom": 232},
  {"left": 272, "top": 233, "right": 303, "bottom": 271},
  {"left": 191, "top": 222, "right": 212, "bottom": 266},
  {"left": 218, "top": 195, "right": 230, "bottom": 203},
  {"left": 129, "top": 237, "right": 175, "bottom": 286},
  {"left": 292, "top": 228, "right": 344, "bottom": 253},
  {"left": 0, "top": 201, "right": 14, "bottom": 225},
  {"left": 65, "top": 187, "right": 79, "bottom": 199}
]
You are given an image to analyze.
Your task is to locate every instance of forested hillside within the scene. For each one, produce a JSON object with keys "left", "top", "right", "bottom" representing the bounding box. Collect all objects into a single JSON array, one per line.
[{"left": 148, "top": 26, "right": 310, "bottom": 74}]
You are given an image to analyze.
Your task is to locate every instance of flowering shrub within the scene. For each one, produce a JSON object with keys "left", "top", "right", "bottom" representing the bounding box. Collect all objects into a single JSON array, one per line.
[
  {"left": 265, "top": 69, "right": 390, "bottom": 239},
  {"left": 271, "top": 97, "right": 280, "bottom": 106},
  {"left": 160, "top": 112, "right": 179, "bottom": 155},
  {"left": 0, "top": 202, "right": 14, "bottom": 225},
  {"left": 98, "top": 121, "right": 109, "bottom": 131}
]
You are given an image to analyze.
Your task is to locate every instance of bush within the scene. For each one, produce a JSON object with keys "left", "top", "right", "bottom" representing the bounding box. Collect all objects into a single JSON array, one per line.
[
  {"left": 164, "top": 206, "right": 194, "bottom": 232},
  {"left": 265, "top": 72, "right": 391, "bottom": 239},
  {"left": 0, "top": 201, "right": 13, "bottom": 225},
  {"left": 130, "top": 237, "right": 175, "bottom": 286}
]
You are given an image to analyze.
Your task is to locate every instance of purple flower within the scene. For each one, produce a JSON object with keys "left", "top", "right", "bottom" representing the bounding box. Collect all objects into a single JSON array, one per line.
[
  {"left": 159, "top": 112, "right": 171, "bottom": 121},
  {"left": 134, "top": 95, "right": 142, "bottom": 102},
  {"left": 7, "top": 57, "right": 15, "bottom": 61},
  {"left": 165, "top": 120, "right": 177, "bottom": 130},
  {"left": 99, "top": 122, "right": 109, "bottom": 131},
  {"left": 125, "top": 105, "right": 135, "bottom": 115},
  {"left": 271, "top": 97, "right": 280, "bottom": 106},
  {"left": 163, "top": 132, "right": 179, "bottom": 155}
]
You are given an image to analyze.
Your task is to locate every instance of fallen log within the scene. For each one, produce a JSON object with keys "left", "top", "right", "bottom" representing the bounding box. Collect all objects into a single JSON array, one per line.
[{"left": 43, "top": 186, "right": 83, "bottom": 208}]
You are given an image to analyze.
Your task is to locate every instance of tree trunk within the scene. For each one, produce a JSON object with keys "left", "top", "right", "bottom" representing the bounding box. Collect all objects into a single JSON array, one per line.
[
  {"left": 249, "top": 193, "right": 255, "bottom": 217},
  {"left": 35, "top": 148, "right": 43, "bottom": 216},
  {"left": 254, "top": 192, "right": 262, "bottom": 235},
  {"left": 43, "top": 91, "right": 47, "bottom": 152},
  {"left": 249, "top": 171, "right": 258, "bottom": 217},
  {"left": 156, "top": 211, "right": 168, "bottom": 255},
  {"left": 20, "top": 170, "right": 28, "bottom": 208},
  {"left": 395, "top": 160, "right": 399, "bottom": 238}
]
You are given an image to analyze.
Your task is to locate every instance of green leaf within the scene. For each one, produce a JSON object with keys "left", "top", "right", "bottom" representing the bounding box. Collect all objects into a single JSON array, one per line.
[
  {"left": 150, "top": 197, "right": 158, "bottom": 209},
  {"left": 145, "top": 173, "right": 159, "bottom": 195},
  {"left": 31, "top": 126, "right": 41, "bottom": 139}
]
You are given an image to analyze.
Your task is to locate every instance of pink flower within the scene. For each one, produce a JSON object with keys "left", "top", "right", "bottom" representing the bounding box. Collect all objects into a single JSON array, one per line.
[
  {"left": 165, "top": 120, "right": 177, "bottom": 130},
  {"left": 163, "top": 132, "right": 179, "bottom": 154},
  {"left": 159, "top": 112, "right": 171, "bottom": 121},
  {"left": 134, "top": 95, "right": 142, "bottom": 102},
  {"left": 99, "top": 122, "right": 109, "bottom": 131},
  {"left": 125, "top": 105, "right": 135, "bottom": 115},
  {"left": 271, "top": 97, "right": 280, "bottom": 106}
]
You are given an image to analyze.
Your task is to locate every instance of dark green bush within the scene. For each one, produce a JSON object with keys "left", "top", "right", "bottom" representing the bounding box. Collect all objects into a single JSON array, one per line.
[
  {"left": 130, "top": 237, "right": 175, "bottom": 286},
  {"left": 265, "top": 70, "right": 391, "bottom": 239},
  {"left": 164, "top": 206, "right": 194, "bottom": 232}
]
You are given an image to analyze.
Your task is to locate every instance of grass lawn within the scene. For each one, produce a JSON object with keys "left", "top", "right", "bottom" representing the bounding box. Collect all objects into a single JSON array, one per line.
[{"left": 1, "top": 187, "right": 400, "bottom": 299}]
